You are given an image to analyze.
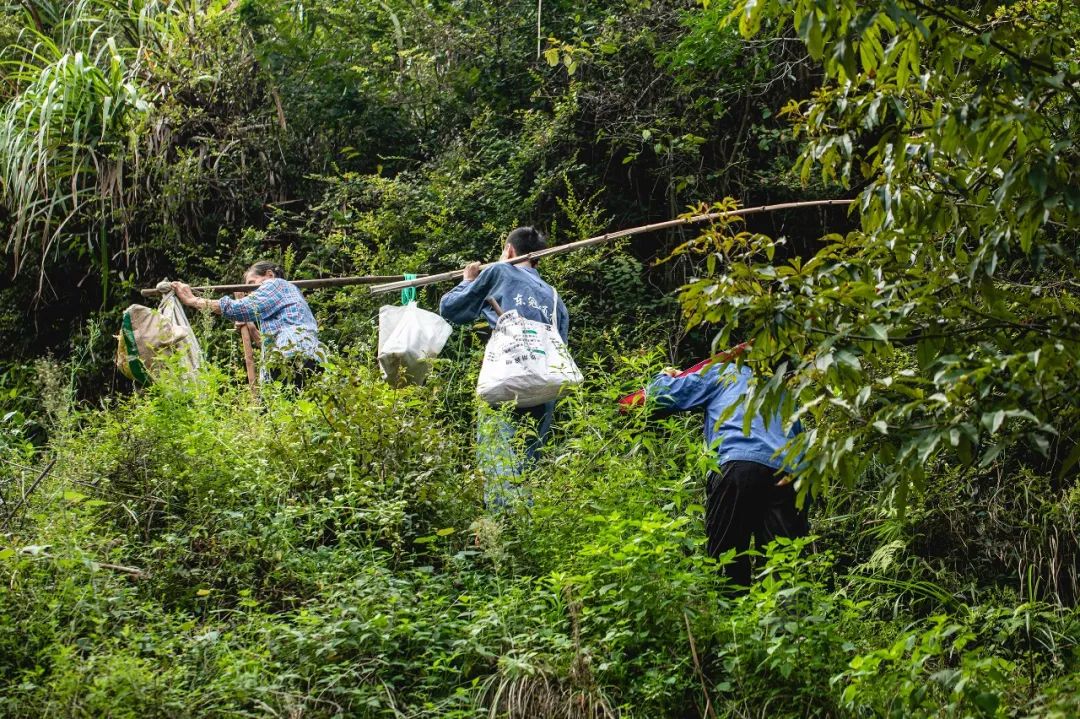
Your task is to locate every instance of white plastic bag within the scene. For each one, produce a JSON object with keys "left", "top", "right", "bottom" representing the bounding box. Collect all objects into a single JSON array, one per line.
[
  {"left": 378, "top": 302, "right": 453, "bottom": 387},
  {"left": 476, "top": 289, "right": 582, "bottom": 408}
]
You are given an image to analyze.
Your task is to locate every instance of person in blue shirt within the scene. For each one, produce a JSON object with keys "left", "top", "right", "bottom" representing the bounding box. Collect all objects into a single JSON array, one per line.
[
  {"left": 648, "top": 357, "right": 808, "bottom": 586},
  {"left": 172, "top": 260, "right": 325, "bottom": 386},
  {"left": 439, "top": 226, "right": 569, "bottom": 507}
]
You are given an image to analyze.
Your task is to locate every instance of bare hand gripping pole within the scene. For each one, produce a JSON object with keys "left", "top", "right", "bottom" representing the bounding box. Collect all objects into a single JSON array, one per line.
[{"left": 367, "top": 199, "right": 854, "bottom": 296}]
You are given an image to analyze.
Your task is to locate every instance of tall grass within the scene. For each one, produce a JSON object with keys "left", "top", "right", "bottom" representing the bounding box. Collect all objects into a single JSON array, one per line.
[{"left": 0, "top": 1, "right": 185, "bottom": 286}]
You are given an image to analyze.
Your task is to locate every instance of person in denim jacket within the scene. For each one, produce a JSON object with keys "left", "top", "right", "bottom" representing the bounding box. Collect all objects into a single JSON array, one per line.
[
  {"left": 649, "top": 357, "right": 808, "bottom": 585},
  {"left": 439, "top": 227, "right": 569, "bottom": 508}
]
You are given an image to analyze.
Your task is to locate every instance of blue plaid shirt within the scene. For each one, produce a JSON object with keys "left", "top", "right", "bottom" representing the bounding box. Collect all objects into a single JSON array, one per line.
[{"left": 218, "top": 279, "right": 323, "bottom": 360}]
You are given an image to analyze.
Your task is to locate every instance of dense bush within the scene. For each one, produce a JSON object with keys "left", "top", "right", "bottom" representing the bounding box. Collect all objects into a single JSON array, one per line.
[{"left": 2, "top": 355, "right": 1078, "bottom": 717}]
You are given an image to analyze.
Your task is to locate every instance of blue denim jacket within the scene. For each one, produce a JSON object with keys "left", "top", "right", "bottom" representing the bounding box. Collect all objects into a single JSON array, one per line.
[
  {"left": 648, "top": 361, "right": 801, "bottom": 471},
  {"left": 438, "top": 263, "right": 569, "bottom": 342}
]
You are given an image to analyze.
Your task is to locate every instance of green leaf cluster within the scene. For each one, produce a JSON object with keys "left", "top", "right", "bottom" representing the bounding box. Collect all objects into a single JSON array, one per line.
[{"left": 685, "top": 1, "right": 1080, "bottom": 510}]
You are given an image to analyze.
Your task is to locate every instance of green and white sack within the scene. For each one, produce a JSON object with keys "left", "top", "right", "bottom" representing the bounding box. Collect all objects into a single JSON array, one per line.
[{"left": 116, "top": 286, "right": 202, "bottom": 383}]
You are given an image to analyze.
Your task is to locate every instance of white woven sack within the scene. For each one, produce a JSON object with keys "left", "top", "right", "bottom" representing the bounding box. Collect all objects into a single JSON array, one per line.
[
  {"left": 158, "top": 288, "right": 202, "bottom": 372},
  {"left": 378, "top": 302, "right": 453, "bottom": 387},
  {"left": 476, "top": 288, "right": 582, "bottom": 408},
  {"left": 115, "top": 286, "right": 202, "bottom": 383}
]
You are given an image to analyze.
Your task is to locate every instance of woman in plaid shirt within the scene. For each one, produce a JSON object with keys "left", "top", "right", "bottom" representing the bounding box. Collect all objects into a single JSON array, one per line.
[{"left": 172, "top": 260, "right": 324, "bottom": 383}]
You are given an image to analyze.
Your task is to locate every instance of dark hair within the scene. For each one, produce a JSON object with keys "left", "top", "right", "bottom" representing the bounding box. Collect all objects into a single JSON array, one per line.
[
  {"left": 506, "top": 226, "right": 546, "bottom": 263},
  {"left": 244, "top": 260, "right": 287, "bottom": 281}
]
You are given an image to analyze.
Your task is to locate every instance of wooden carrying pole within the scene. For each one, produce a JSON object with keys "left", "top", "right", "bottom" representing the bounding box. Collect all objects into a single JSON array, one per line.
[
  {"left": 367, "top": 198, "right": 854, "bottom": 296},
  {"left": 234, "top": 291, "right": 259, "bottom": 397},
  {"left": 139, "top": 274, "right": 418, "bottom": 298}
]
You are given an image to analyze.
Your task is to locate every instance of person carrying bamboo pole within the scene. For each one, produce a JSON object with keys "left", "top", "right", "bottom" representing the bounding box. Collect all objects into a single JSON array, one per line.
[
  {"left": 171, "top": 260, "right": 325, "bottom": 386},
  {"left": 646, "top": 354, "right": 808, "bottom": 587},
  {"left": 439, "top": 227, "right": 569, "bottom": 507}
]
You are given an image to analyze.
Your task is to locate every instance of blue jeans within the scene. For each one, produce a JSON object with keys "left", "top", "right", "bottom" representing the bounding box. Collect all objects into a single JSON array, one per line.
[{"left": 476, "top": 401, "right": 554, "bottom": 509}]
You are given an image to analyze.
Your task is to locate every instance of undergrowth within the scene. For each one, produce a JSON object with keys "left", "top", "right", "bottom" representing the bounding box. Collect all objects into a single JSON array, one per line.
[{"left": 1, "top": 356, "right": 1078, "bottom": 718}]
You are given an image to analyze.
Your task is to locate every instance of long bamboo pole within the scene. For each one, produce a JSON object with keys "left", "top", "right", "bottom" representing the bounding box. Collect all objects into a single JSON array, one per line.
[
  {"left": 368, "top": 198, "right": 853, "bottom": 296},
  {"left": 235, "top": 291, "right": 259, "bottom": 398},
  {"left": 238, "top": 325, "right": 258, "bottom": 397},
  {"left": 139, "top": 274, "right": 417, "bottom": 298}
]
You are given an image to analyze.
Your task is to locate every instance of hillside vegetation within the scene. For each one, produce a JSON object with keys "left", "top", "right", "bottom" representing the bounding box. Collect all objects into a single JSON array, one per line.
[{"left": 2, "top": 1, "right": 1079, "bottom": 717}]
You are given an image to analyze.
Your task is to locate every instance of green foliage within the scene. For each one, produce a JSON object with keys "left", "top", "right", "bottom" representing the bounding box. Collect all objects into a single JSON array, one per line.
[
  {"left": 0, "top": 0, "right": 288, "bottom": 327},
  {"left": 3, "top": 357, "right": 1079, "bottom": 717},
  {"left": 678, "top": 1, "right": 1080, "bottom": 517},
  {"left": 3, "top": 0, "right": 1080, "bottom": 716},
  {"left": 0, "top": 1, "right": 171, "bottom": 273}
]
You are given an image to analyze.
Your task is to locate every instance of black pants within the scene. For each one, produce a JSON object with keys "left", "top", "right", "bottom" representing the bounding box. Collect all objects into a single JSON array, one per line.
[
  {"left": 705, "top": 461, "right": 809, "bottom": 586},
  {"left": 269, "top": 358, "right": 321, "bottom": 390}
]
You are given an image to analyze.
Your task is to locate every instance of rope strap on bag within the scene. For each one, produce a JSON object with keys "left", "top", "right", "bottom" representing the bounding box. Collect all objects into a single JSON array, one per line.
[{"left": 401, "top": 274, "right": 417, "bottom": 305}]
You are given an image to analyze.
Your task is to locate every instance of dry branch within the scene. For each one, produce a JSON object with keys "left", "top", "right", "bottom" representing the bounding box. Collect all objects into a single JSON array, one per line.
[{"left": 2, "top": 458, "right": 57, "bottom": 531}]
